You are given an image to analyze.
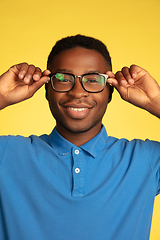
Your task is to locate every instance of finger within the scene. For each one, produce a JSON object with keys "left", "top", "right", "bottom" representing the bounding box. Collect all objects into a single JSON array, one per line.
[
  {"left": 42, "top": 69, "right": 51, "bottom": 76},
  {"left": 11, "top": 63, "right": 29, "bottom": 79},
  {"left": 106, "top": 71, "right": 115, "bottom": 78},
  {"left": 105, "top": 71, "right": 116, "bottom": 85},
  {"left": 32, "top": 69, "right": 51, "bottom": 82},
  {"left": 23, "top": 64, "right": 38, "bottom": 84},
  {"left": 27, "top": 75, "right": 50, "bottom": 98},
  {"left": 115, "top": 70, "right": 133, "bottom": 87},
  {"left": 115, "top": 71, "right": 127, "bottom": 86},
  {"left": 12, "top": 63, "right": 42, "bottom": 84},
  {"left": 32, "top": 67, "right": 42, "bottom": 81},
  {"left": 121, "top": 67, "right": 134, "bottom": 85},
  {"left": 41, "top": 70, "right": 51, "bottom": 83},
  {"left": 129, "top": 64, "right": 145, "bottom": 79}
]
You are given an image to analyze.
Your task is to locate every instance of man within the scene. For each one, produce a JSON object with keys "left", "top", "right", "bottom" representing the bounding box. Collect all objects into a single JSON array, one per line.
[{"left": 0, "top": 34, "right": 160, "bottom": 240}]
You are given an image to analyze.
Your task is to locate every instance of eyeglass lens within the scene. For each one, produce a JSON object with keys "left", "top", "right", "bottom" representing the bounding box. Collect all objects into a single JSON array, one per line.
[{"left": 51, "top": 73, "right": 106, "bottom": 92}]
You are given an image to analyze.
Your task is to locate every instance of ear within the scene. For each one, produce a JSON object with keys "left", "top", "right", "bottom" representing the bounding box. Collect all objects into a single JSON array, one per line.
[
  {"left": 45, "top": 82, "right": 49, "bottom": 101},
  {"left": 108, "top": 84, "right": 114, "bottom": 103}
]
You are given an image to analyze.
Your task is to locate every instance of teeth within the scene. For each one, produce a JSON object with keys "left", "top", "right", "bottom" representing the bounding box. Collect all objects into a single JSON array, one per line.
[{"left": 69, "top": 107, "right": 88, "bottom": 112}]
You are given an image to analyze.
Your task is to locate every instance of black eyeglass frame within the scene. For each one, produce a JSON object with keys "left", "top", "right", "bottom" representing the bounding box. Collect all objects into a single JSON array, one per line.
[{"left": 49, "top": 72, "right": 109, "bottom": 93}]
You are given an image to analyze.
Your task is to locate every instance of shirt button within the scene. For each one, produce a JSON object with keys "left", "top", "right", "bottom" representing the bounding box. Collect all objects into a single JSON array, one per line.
[
  {"left": 75, "top": 168, "right": 80, "bottom": 173},
  {"left": 74, "top": 149, "right": 80, "bottom": 155}
]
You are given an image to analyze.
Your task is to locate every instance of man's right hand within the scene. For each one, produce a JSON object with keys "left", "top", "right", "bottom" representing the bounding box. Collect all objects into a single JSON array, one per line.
[{"left": 0, "top": 63, "right": 51, "bottom": 110}]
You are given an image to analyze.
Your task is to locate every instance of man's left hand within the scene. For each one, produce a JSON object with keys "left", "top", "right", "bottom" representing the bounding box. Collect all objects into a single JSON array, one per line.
[{"left": 107, "top": 65, "right": 160, "bottom": 118}]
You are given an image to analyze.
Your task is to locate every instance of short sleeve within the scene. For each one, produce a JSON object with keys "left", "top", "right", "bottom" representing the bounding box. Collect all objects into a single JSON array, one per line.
[
  {"left": 143, "top": 139, "right": 160, "bottom": 195},
  {"left": 0, "top": 136, "right": 10, "bottom": 166}
]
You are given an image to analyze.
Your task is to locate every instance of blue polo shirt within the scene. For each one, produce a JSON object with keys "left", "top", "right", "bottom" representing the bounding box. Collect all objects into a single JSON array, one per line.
[{"left": 0, "top": 125, "right": 160, "bottom": 240}]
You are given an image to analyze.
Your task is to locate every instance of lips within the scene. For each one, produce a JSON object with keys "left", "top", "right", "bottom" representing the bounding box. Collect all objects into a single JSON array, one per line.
[{"left": 61, "top": 103, "right": 93, "bottom": 119}]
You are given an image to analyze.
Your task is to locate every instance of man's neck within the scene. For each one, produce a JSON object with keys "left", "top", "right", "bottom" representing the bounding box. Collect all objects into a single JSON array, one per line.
[{"left": 56, "top": 123, "right": 102, "bottom": 146}]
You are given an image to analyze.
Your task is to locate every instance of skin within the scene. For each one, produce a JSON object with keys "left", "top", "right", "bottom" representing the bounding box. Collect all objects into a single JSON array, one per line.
[
  {"left": 0, "top": 63, "right": 50, "bottom": 109},
  {"left": 108, "top": 65, "right": 160, "bottom": 117},
  {"left": 46, "top": 47, "right": 112, "bottom": 146},
  {"left": 0, "top": 46, "right": 160, "bottom": 145}
]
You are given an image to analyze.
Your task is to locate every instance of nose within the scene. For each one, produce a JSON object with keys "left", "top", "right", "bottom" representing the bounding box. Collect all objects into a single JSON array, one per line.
[{"left": 67, "top": 77, "right": 89, "bottom": 98}]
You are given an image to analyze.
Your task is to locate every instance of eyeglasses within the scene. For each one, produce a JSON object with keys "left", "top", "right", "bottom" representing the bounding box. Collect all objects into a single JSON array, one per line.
[{"left": 49, "top": 72, "right": 109, "bottom": 93}]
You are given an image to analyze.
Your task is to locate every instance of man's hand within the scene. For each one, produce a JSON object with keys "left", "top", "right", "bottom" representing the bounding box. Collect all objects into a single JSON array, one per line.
[
  {"left": 107, "top": 65, "right": 160, "bottom": 118},
  {"left": 0, "top": 63, "right": 50, "bottom": 110}
]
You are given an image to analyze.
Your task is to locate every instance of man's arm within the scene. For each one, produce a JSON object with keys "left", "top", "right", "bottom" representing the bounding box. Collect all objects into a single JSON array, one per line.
[
  {"left": 0, "top": 63, "right": 50, "bottom": 110},
  {"left": 107, "top": 65, "right": 160, "bottom": 118}
]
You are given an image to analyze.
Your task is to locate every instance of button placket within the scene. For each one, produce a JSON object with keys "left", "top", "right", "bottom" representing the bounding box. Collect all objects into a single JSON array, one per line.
[{"left": 71, "top": 147, "right": 84, "bottom": 197}]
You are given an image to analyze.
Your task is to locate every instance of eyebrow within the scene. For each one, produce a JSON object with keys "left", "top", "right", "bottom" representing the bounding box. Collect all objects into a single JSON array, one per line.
[
  {"left": 56, "top": 69, "right": 100, "bottom": 74},
  {"left": 56, "top": 69, "right": 72, "bottom": 73},
  {"left": 86, "top": 70, "right": 100, "bottom": 74}
]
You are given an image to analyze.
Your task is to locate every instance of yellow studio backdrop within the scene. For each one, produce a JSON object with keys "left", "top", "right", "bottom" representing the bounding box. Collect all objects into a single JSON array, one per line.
[{"left": 0, "top": 0, "right": 160, "bottom": 238}]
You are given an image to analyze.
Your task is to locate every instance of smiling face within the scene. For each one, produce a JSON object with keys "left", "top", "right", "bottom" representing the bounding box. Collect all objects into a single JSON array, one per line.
[{"left": 46, "top": 47, "right": 112, "bottom": 145}]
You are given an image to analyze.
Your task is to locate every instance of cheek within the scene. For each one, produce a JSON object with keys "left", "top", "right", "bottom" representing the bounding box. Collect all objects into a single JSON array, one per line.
[
  {"left": 47, "top": 89, "right": 61, "bottom": 114},
  {"left": 47, "top": 87, "right": 62, "bottom": 105},
  {"left": 96, "top": 88, "right": 110, "bottom": 109},
  {"left": 98, "top": 92, "right": 110, "bottom": 118},
  {"left": 98, "top": 98, "right": 109, "bottom": 115}
]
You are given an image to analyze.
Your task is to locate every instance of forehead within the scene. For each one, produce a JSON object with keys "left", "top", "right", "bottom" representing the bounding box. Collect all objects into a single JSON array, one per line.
[{"left": 50, "top": 47, "right": 111, "bottom": 74}]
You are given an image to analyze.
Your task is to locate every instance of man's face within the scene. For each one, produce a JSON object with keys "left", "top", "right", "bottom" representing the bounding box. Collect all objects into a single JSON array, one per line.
[{"left": 46, "top": 47, "right": 112, "bottom": 138}]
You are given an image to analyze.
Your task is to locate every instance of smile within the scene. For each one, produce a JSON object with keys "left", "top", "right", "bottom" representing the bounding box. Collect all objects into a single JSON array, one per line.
[
  {"left": 68, "top": 107, "right": 89, "bottom": 112},
  {"left": 63, "top": 106, "right": 92, "bottom": 119}
]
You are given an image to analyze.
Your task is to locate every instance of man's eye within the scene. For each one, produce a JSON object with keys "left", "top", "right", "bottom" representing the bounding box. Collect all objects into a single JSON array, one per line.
[
  {"left": 55, "top": 74, "right": 72, "bottom": 82},
  {"left": 83, "top": 78, "right": 100, "bottom": 83},
  {"left": 58, "top": 78, "right": 69, "bottom": 82},
  {"left": 90, "top": 79, "right": 99, "bottom": 83},
  {"left": 55, "top": 73, "right": 64, "bottom": 81}
]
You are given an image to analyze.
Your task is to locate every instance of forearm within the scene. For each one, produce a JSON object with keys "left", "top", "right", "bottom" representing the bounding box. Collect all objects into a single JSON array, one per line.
[
  {"left": 0, "top": 95, "right": 9, "bottom": 110},
  {"left": 146, "top": 94, "right": 160, "bottom": 118}
]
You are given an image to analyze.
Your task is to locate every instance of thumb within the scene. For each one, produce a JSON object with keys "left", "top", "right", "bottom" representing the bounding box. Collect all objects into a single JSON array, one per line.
[
  {"left": 27, "top": 75, "right": 50, "bottom": 98},
  {"left": 106, "top": 71, "right": 118, "bottom": 87}
]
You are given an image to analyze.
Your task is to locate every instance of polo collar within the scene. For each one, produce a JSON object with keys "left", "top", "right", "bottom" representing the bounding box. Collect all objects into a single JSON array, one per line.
[{"left": 48, "top": 125, "right": 108, "bottom": 158}]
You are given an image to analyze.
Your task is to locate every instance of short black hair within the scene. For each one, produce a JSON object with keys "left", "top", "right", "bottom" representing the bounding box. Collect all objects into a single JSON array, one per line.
[{"left": 47, "top": 34, "right": 112, "bottom": 70}]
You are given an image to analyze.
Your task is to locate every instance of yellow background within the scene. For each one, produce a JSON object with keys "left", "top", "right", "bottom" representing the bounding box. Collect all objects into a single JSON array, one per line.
[{"left": 0, "top": 0, "right": 160, "bottom": 238}]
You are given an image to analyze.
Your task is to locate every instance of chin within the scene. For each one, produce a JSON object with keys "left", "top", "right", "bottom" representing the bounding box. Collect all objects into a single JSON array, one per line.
[{"left": 58, "top": 119, "right": 101, "bottom": 134}]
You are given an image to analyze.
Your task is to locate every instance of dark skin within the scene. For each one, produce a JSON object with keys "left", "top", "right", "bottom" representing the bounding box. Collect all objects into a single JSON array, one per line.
[
  {"left": 46, "top": 47, "right": 112, "bottom": 146},
  {"left": 0, "top": 47, "right": 160, "bottom": 145}
]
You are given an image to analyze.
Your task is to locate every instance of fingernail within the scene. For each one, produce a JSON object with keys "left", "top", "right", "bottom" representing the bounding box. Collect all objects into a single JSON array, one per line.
[
  {"left": 34, "top": 74, "right": 40, "bottom": 80},
  {"left": 121, "top": 80, "right": 127, "bottom": 85},
  {"left": 132, "top": 73, "right": 136, "bottom": 78},
  {"left": 24, "top": 75, "right": 31, "bottom": 83},
  {"left": 107, "top": 79, "right": 112, "bottom": 84},
  {"left": 128, "top": 79, "right": 134, "bottom": 84},
  {"left": 19, "top": 73, "right": 24, "bottom": 79},
  {"left": 44, "top": 77, "right": 50, "bottom": 83}
]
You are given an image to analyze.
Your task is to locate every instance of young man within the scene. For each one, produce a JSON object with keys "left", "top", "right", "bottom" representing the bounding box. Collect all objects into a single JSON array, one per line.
[{"left": 0, "top": 35, "right": 160, "bottom": 240}]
